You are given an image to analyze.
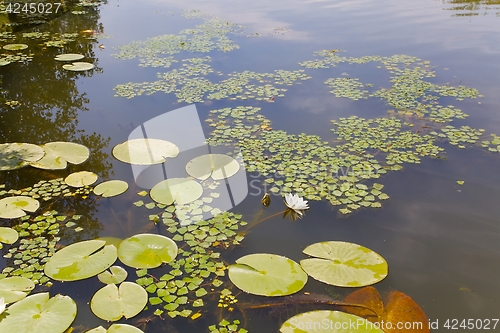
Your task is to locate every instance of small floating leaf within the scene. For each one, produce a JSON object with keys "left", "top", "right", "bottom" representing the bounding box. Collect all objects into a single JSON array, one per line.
[
  {"left": 90, "top": 282, "right": 147, "bottom": 321},
  {"left": 0, "top": 196, "right": 40, "bottom": 219},
  {"left": 44, "top": 240, "right": 118, "bottom": 281},
  {"left": 62, "top": 61, "right": 94, "bottom": 71},
  {"left": 3, "top": 44, "right": 28, "bottom": 51},
  {"left": 93, "top": 180, "right": 128, "bottom": 197},
  {"left": 112, "top": 138, "right": 179, "bottom": 165},
  {"left": 64, "top": 171, "right": 98, "bottom": 187},
  {"left": 0, "top": 143, "right": 45, "bottom": 170},
  {"left": 228, "top": 253, "right": 307, "bottom": 296},
  {"left": 86, "top": 325, "right": 144, "bottom": 333},
  {"left": 117, "top": 234, "right": 178, "bottom": 269},
  {"left": 186, "top": 154, "right": 240, "bottom": 180},
  {"left": 150, "top": 178, "right": 203, "bottom": 205},
  {"left": 457, "top": 180, "right": 464, "bottom": 185},
  {"left": 0, "top": 227, "right": 19, "bottom": 245},
  {"left": 0, "top": 293, "right": 77, "bottom": 333},
  {"left": 29, "top": 142, "right": 90, "bottom": 170},
  {"left": 0, "top": 276, "right": 35, "bottom": 303},
  {"left": 300, "top": 241, "right": 388, "bottom": 287},
  {"left": 97, "top": 266, "right": 128, "bottom": 285},
  {"left": 54, "top": 54, "right": 85, "bottom": 61}
]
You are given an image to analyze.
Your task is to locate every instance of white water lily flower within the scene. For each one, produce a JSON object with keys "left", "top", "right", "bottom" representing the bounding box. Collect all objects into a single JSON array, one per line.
[
  {"left": 284, "top": 193, "right": 309, "bottom": 217},
  {"left": 0, "top": 297, "right": 6, "bottom": 315}
]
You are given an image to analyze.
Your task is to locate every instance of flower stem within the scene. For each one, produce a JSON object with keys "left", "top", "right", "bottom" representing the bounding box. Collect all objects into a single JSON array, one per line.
[{"left": 245, "top": 209, "right": 287, "bottom": 233}]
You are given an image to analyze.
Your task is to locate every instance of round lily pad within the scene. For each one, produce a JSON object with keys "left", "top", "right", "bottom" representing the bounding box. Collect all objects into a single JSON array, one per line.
[
  {"left": 300, "top": 241, "right": 388, "bottom": 287},
  {"left": 186, "top": 154, "right": 240, "bottom": 180},
  {"left": 44, "top": 239, "right": 118, "bottom": 281},
  {"left": 86, "top": 324, "right": 144, "bottom": 333},
  {"left": 3, "top": 44, "right": 28, "bottom": 51},
  {"left": 90, "top": 282, "right": 147, "bottom": 321},
  {"left": 0, "top": 227, "right": 19, "bottom": 245},
  {"left": 54, "top": 54, "right": 84, "bottom": 61},
  {"left": 117, "top": 234, "right": 178, "bottom": 269},
  {"left": 0, "top": 292, "right": 77, "bottom": 333},
  {"left": 97, "top": 266, "right": 128, "bottom": 285},
  {"left": 0, "top": 143, "right": 45, "bottom": 170},
  {"left": 228, "top": 253, "right": 308, "bottom": 296},
  {"left": 280, "top": 310, "right": 385, "bottom": 333},
  {"left": 64, "top": 171, "right": 98, "bottom": 187},
  {"left": 62, "top": 61, "right": 94, "bottom": 71},
  {"left": 112, "top": 138, "right": 179, "bottom": 165},
  {"left": 0, "top": 196, "right": 40, "bottom": 219},
  {"left": 29, "top": 142, "right": 90, "bottom": 170},
  {"left": 0, "top": 276, "right": 35, "bottom": 303},
  {"left": 93, "top": 180, "right": 128, "bottom": 197},
  {"left": 150, "top": 178, "right": 203, "bottom": 205}
]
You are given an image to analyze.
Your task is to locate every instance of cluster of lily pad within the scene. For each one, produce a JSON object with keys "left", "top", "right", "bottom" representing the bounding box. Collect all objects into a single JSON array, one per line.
[
  {"left": 429, "top": 125, "right": 485, "bottom": 148},
  {"left": 480, "top": 134, "right": 500, "bottom": 153},
  {"left": 0, "top": 44, "right": 33, "bottom": 66},
  {"left": 324, "top": 77, "right": 370, "bottom": 100}
]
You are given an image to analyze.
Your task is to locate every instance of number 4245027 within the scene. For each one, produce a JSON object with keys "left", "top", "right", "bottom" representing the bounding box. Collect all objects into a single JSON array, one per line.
[{"left": 5, "top": 2, "right": 62, "bottom": 14}]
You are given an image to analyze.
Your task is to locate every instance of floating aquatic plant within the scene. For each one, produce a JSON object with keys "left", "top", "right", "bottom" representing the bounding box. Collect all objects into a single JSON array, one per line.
[
  {"left": 112, "top": 138, "right": 179, "bottom": 165},
  {"left": 90, "top": 282, "right": 148, "bottom": 321},
  {"left": 29, "top": 141, "right": 90, "bottom": 170},
  {"left": 0, "top": 143, "right": 45, "bottom": 171}
]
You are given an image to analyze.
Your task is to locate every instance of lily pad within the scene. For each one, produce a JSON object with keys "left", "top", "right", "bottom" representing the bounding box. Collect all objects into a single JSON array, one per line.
[
  {"left": 44, "top": 239, "right": 118, "bottom": 281},
  {"left": 300, "top": 241, "right": 388, "bottom": 287},
  {"left": 0, "top": 292, "right": 77, "bottom": 333},
  {"left": 0, "top": 277, "right": 35, "bottom": 303},
  {"left": 0, "top": 143, "right": 45, "bottom": 170},
  {"left": 86, "top": 325, "right": 144, "bottom": 333},
  {"left": 112, "top": 138, "right": 179, "bottom": 165},
  {"left": 90, "top": 282, "right": 147, "bottom": 321},
  {"left": 54, "top": 54, "right": 85, "bottom": 61},
  {"left": 62, "top": 61, "right": 94, "bottom": 71},
  {"left": 98, "top": 266, "right": 128, "bottom": 284},
  {"left": 29, "top": 142, "right": 90, "bottom": 170},
  {"left": 186, "top": 154, "right": 240, "bottom": 180},
  {"left": 280, "top": 310, "right": 385, "bottom": 333},
  {"left": 64, "top": 171, "right": 98, "bottom": 187},
  {"left": 93, "top": 180, "right": 128, "bottom": 197},
  {"left": 150, "top": 178, "right": 203, "bottom": 205},
  {"left": 0, "top": 227, "right": 19, "bottom": 245},
  {"left": 228, "top": 253, "right": 307, "bottom": 296},
  {"left": 3, "top": 44, "right": 28, "bottom": 51},
  {"left": 0, "top": 196, "right": 40, "bottom": 219},
  {"left": 117, "top": 234, "right": 178, "bottom": 269}
]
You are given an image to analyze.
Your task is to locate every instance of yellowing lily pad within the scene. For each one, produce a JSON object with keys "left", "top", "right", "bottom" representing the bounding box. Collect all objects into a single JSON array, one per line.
[
  {"left": 64, "top": 171, "right": 98, "bottom": 188},
  {"left": 0, "top": 292, "right": 77, "bottom": 333},
  {"left": 93, "top": 180, "right": 128, "bottom": 197},
  {"left": 228, "top": 253, "right": 307, "bottom": 296},
  {"left": 0, "top": 143, "right": 45, "bottom": 170},
  {"left": 0, "top": 196, "right": 40, "bottom": 219},
  {"left": 150, "top": 178, "right": 203, "bottom": 205},
  {"left": 186, "top": 154, "right": 240, "bottom": 180},
  {"left": 3, "top": 44, "right": 28, "bottom": 51},
  {"left": 29, "top": 142, "right": 90, "bottom": 170},
  {"left": 0, "top": 227, "right": 19, "bottom": 245},
  {"left": 300, "top": 241, "right": 388, "bottom": 287},
  {"left": 97, "top": 266, "right": 128, "bottom": 285},
  {"left": 86, "top": 325, "right": 144, "bottom": 333},
  {"left": 117, "top": 234, "right": 178, "bottom": 269},
  {"left": 62, "top": 61, "right": 94, "bottom": 71},
  {"left": 54, "top": 54, "right": 85, "bottom": 61},
  {"left": 280, "top": 310, "right": 385, "bottom": 333},
  {"left": 0, "top": 276, "right": 35, "bottom": 303},
  {"left": 112, "top": 138, "right": 179, "bottom": 165},
  {"left": 44, "top": 240, "right": 118, "bottom": 281},
  {"left": 90, "top": 282, "right": 147, "bottom": 321}
]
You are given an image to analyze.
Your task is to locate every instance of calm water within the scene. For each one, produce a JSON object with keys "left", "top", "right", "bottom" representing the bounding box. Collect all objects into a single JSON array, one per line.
[{"left": 1, "top": 0, "right": 500, "bottom": 332}]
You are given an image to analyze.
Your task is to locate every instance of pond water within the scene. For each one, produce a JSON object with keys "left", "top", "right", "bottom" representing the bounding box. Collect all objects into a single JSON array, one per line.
[{"left": 1, "top": 0, "right": 500, "bottom": 332}]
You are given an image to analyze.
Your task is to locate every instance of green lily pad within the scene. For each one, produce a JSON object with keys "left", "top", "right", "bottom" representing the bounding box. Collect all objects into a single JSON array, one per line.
[
  {"left": 280, "top": 310, "right": 385, "bottom": 333},
  {"left": 150, "top": 178, "right": 203, "bottom": 205},
  {"left": 0, "top": 292, "right": 77, "bottom": 333},
  {"left": 0, "top": 143, "right": 45, "bottom": 170},
  {"left": 3, "top": 44, "right": 28, "bottom": 51},
  {"left": 0, "top": 227, "right": 19, "bottom": 244},
  {"left": 300, "top": 241, "right": 388, "bottom": 287},
  {"left": 90, "top": 282, "right": 147, "bottom": 321},
  {"left": 54, "top": 54, "right": 85, "bottom": 61},
  {"left": 93, "top": 180, "right": 128, "bottom": 197},
  {"left": 29, "top": 142, "right": 90, "bottom": 170},
  {"left": 96, "top": 237, "right": 123, "bottom": 248},
  {"left": 86, "top": 325, "right": 144, "bottom": 333},
  {"left": 186, "top": 154, "right": 240, "bottom": 180},
  {"left": 0, "top": 196, "right": 40, "bottom": 219},
  {"left": 228, "top": 253, "right": 307, "bottom": 296},
  {"left": 97, "top": 266, "right": 128, "bottom": 285},
  {"left": 0, "top": 277, "right": 35, "bottom": 303},
  {"left": 112, "top": 138, "right": 179, "bottom": 165},
  {"left": 64, "top": 171, "right": 98, "bottom": 187},
  {"left": 62, "top": 62, "right": 94, "bottom": 71},
  {"left": 44, "top": 240, "right": 118, "bottom": 281},
  {"left": 117, "top": 234, "right": 178, "bottom": 269}
]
